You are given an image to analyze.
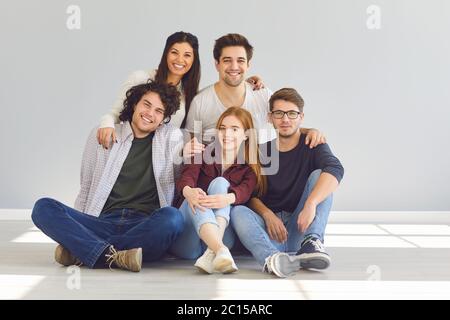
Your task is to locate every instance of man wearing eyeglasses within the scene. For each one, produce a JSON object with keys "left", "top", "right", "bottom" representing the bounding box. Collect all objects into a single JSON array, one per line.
[{"left": 230, "top": 88, "right": 344, "bottom": 278}]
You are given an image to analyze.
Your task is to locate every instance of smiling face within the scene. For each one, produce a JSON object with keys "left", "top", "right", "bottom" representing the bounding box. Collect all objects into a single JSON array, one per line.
[
  {"left": 131, "top": 91, "right": 166, "bottom": 138},
  {"left": 269, "top": 99, "right": 304, "bottom": 138},
  {"left": 218, "top": 114, "right": 247, "bottom": 153},
  {"left": 166, "top": 42, "right": 194, "bottom": 80},
  {"left": 215, "top": 46, "right": 249, "bottom": 87}
]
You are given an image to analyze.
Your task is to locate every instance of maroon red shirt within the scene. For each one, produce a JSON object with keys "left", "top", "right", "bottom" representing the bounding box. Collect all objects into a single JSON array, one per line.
[{"left": 175, "top": 160, "right": 257, "bottom": 208}]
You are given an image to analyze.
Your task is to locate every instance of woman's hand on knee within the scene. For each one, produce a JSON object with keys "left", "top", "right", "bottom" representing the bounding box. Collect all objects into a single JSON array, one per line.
[
  {"left": 198, "top": 193, "right": 235, "bottom": 209},
  {"left": 183, "top": 186, "right": 207, "bottom": 214}
]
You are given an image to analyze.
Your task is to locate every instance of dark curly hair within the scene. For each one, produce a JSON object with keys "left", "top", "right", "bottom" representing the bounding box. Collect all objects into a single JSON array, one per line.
[{"left": 119, "top": 80, "right": 181, "bottom": 124}]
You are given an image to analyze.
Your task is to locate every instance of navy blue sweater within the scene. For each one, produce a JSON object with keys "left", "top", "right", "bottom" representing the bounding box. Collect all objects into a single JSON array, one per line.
[{"left": 259, "top": 134, "right": 344, "bottom": 213}]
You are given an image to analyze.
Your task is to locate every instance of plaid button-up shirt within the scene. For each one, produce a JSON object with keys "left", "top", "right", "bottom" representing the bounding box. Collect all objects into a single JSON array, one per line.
[{"left": 74, "top": 121, "right": 184, "bottom": 216}]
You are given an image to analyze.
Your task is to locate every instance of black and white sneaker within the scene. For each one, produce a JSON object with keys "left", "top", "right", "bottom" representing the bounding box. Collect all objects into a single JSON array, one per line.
[{"left": 296, "top": 237, "right": 331, "bottom": 270}]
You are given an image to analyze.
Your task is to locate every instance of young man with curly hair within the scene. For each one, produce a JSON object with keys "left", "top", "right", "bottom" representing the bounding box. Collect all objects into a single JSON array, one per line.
[{"left": 32, "top": 81, "right": 185, "bottom": 272}]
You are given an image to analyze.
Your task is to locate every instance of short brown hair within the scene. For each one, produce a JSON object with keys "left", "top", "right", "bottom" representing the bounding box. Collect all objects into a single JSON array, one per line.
[
  {"left": 269, "top": 88, "right": 304, "bottom": 112},
  {"left": 213, "top": 33, "right": 253, "bottom": 62}
]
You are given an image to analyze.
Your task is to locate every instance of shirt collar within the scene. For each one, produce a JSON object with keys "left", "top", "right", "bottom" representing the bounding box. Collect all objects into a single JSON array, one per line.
[{"left": 119, "top": 121, "right": 161, "bottom": 142}]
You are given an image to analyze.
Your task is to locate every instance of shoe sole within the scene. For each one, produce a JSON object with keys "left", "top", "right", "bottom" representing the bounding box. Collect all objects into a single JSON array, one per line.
[
  {"left": 194, "top": 263, "right": 213, "bottom": 274},
  {"left": 274, "top": 253, "right": 300, "bottom": 277},
  {"left": 298, "top": 253, "right": 331, "bottom": 270},
  {"left": 195, "top": 266, "right": 212, "bottom": 274},
  {"left": 214, "top": 259, "right": 238, "bottom": 274},
  {"left": 221, "top": 264, "right": 238, "bottom": 274}
]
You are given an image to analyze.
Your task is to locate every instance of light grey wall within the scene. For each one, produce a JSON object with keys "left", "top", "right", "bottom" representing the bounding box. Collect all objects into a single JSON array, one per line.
[{"left": 1, "top": 0, "right": 449, "bottom": 210}]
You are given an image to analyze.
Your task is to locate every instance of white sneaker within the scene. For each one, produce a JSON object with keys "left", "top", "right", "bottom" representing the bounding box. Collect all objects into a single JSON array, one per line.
[
  {"left": 213, "top": 247, "right": 238, "bottom": 274},
  {"left": 194, "top": 249, "right": 216, "bottom": 274}
]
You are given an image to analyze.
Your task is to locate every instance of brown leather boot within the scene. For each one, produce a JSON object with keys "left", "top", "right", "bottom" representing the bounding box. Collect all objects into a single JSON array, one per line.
[
  {"left": 105, "top": 246, "right": 142, "bottom": 272},
  {"left": 54, "top": 244, "right": 81, "bottom": 266}
]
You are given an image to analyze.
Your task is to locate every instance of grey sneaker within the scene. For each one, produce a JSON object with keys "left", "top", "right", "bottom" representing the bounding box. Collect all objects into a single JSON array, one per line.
[
  {"left": 105, "top": 246, "right": 142, "bottom": 272},
  {"left": 263, "top": 252, "right": 299, "bottom": 278}
]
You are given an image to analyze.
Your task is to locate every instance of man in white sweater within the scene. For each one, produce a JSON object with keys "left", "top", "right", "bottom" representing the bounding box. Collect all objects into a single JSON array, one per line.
[{"left": 185, "top": 33, "right": 325, "bottom": 146}]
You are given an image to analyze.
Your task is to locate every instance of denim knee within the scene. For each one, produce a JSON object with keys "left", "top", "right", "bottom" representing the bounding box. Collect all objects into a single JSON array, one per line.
[
  {"left": 207, "top": 177, "right": 230, "bottom": 194},
  {"left": 230, "top": 205, "right": 254, "bottom": 230},
  {"left": 31, "top": 197, "right": 56, "bottom": 228},
  {"left": 307, "top": 169, "right": 322, "bottom": 186},
  {"left": 230, "top": 205, "right": 250, "bottom": 220},
  {"left": 230, "top": 205, "right": 240, "bottom": 223}
]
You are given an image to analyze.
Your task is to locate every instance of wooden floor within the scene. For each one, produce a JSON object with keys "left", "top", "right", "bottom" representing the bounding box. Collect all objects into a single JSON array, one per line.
[{"left": 1, "top": 211, "right": 450, "bottom": 299}]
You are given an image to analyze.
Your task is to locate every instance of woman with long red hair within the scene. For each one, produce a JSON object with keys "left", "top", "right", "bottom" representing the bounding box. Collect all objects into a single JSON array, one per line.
[{"left": 170, "top": 107, "right": 266, "bottom": 274}]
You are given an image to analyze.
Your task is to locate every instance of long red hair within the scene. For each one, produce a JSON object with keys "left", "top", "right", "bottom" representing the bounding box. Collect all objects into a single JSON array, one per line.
[{"left": 216, "top": 107, "right": 266, "bottom": 196}]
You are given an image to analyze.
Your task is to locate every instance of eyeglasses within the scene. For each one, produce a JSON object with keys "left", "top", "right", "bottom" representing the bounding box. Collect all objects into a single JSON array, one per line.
[{"left": 271, "top": 110, "right": 302, "bottom": 119}]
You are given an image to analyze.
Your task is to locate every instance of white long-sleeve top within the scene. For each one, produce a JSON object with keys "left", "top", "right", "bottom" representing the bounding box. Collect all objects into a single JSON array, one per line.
[{"left": 99, "top": 69, "right": 186, "bottom": 128}]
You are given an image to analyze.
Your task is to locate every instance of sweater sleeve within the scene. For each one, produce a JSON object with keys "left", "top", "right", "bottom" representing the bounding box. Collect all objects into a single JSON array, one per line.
[
  {"left": 99, "top": 70, "right": 151, "bottom": 128},
  {"left": 228, "top": 168, "right": 258, "bottom": 205},
  {"left": 185, "top": 94, "right": 201, "bottom": 134},
  {"left": 175, "top": 161, "right": 202, "bottom": 194},
  {"left": 311, "top": 143, "right": 344, "bottom": 183}
]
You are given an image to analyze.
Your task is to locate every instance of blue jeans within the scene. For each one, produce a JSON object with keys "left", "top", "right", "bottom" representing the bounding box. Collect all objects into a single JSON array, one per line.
[
  {"left": 230, "top": 170, "right": 332, "bottom": 266},
  {"left": 31, "top": 197, "right": 184, "bottom": 268},
  {"left": 170, "top": 177, "right": 235, "bottom": 259}
]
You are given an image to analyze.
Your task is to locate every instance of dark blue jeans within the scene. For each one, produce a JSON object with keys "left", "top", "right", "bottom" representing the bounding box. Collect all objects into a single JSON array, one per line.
[{"left": 31, "top": 198, "right": 184, "bottom": 268}]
